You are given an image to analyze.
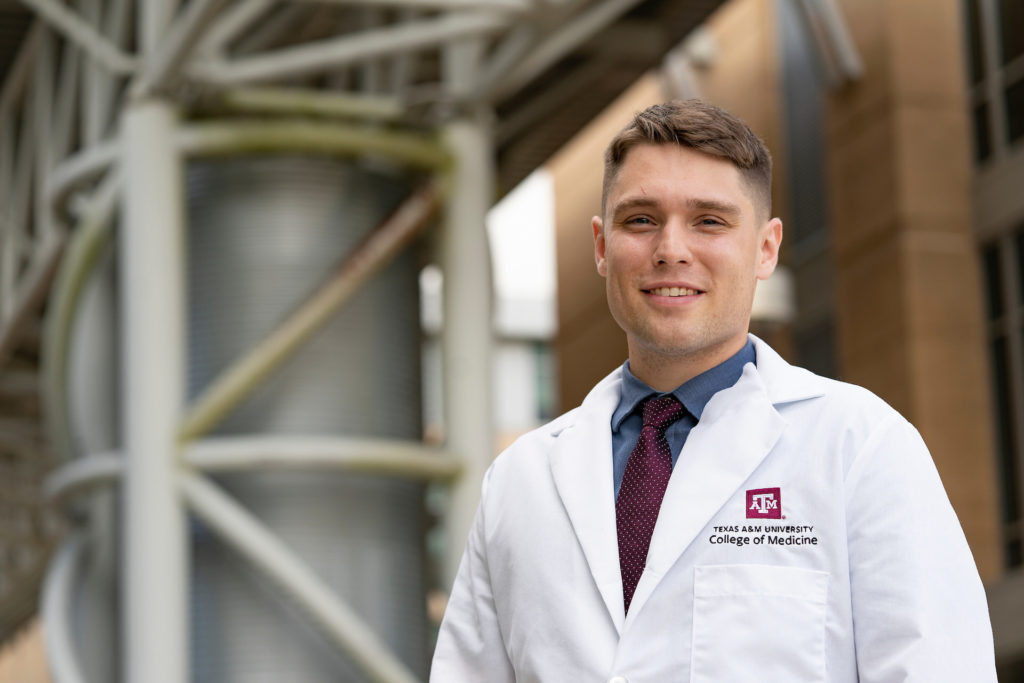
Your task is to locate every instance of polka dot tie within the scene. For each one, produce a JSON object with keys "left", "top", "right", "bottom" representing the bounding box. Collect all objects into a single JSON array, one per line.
[{"left": 616, "top": 395, "right": 685, "bottom": 614}]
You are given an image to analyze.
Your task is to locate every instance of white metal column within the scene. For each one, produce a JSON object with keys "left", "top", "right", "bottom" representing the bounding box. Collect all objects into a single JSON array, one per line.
[
  {"left": 441, "top": 111, "right": 495, "bottom": 584},
  {"left": 119, "top": 99, "right": 188, "bottom": 683}
]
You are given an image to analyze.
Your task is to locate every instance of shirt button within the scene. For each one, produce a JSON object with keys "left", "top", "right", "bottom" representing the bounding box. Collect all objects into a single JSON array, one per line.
[{"left": 608, "top": 677, "right": 629, "bottom": 683}]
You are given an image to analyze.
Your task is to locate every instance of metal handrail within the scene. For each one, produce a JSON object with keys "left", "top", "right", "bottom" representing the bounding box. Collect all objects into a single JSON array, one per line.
[
  {"left": 41, "top": 172, "right": 120, "bottom": 463},
  {"left": 41, "top": 534, "right": 89, "bottom": 683},
  {"left": 43, "top": 437, "right": 461, "bottom": 505},
  {"left": 43, "top": 452, "right": 122, "bottom": 504},
  {"left": 184, "top": 435, "right": 462, "bottom": 480}
]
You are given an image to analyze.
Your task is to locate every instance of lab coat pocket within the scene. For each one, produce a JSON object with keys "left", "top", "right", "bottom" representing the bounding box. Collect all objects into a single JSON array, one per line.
[{"left": 690, "top": 564, "right": 828, "bottom": 683}]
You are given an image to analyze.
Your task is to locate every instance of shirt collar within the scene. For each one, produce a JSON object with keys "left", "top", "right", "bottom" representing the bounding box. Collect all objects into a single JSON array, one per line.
[{"left": 611, "top": 339, "right": 757, "bottom": 432}]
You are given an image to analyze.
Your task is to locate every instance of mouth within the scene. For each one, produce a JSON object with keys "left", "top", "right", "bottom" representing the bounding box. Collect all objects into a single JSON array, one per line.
[{"left": 644, "top": 286, "right": 703, "bottom": 297}]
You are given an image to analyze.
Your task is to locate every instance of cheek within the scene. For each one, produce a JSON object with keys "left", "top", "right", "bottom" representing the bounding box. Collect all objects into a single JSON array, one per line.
[
  {"left": 706, "top": 239, "right": 761, "bottom": 275},
  {"left": 603, "top": 247, "right": 636, "bottom": 281}
]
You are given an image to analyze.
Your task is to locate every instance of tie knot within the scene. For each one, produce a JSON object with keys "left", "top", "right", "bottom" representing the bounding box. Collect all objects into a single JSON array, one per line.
[{"left": 641, "top": 395, "right": 685, "bottom": 431}]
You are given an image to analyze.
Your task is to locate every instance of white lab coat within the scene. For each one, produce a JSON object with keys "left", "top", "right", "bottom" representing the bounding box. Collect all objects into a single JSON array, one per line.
[{"left": 431, "top": 337, "right": 996, "bottom": 682}]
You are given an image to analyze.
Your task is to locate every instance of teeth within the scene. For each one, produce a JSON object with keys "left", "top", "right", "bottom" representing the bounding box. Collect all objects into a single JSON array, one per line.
[{"left": 651, "top": 287, "right": 698, "bottom": 297}]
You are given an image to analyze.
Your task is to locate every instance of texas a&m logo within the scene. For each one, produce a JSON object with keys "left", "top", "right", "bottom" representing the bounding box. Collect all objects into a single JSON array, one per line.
[{"left": 746, "top": 487, "right": 782, "bottom": 519}]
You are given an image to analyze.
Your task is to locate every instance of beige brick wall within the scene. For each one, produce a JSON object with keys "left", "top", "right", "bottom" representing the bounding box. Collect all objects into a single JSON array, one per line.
[{"left": 826, "top": 0, "right": 1001, "bottom": 579}]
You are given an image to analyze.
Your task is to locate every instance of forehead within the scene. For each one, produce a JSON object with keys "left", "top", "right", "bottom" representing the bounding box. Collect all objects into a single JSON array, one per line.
[{"left": 606, "top": 143, "right": 753, "bottom": 216}]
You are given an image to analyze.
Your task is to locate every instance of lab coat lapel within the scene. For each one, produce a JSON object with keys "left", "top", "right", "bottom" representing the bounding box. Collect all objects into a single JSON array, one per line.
[
  {"left": 548, "top": 370, "right": 626, "bottom": 634},
  {"left": 625, "top": 362, "right": 787, "bottom": 626}
]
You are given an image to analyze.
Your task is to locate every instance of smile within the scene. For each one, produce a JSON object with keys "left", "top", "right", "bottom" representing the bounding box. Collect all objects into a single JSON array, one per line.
[{"left": 646, "top": 287, "right": 702, "bottom": 297}]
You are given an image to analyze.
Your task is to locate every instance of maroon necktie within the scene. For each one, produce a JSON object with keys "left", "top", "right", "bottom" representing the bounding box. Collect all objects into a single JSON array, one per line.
[{"left": 616, "top": 395, "right": 685, "bottom": 613}]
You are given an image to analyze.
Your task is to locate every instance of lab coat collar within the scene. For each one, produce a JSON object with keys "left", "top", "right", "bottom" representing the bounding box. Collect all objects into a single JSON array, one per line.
[
  {"left": 748, "top": 334, "right": 827, "bottom": 406},
  {"left": 548, "top": 335, "right": 826, "bottom": 634},
  {"left": 548, "top": 368, "right": 626, "bottom": 632}
]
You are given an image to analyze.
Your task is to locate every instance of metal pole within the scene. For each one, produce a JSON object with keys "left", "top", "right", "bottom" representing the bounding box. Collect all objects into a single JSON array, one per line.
[
  {"left": 119, "top": 99, "right": 187, "bottom": 683},
  {"left": 440, "top": 109, "right": 494, "bottom": 585}
]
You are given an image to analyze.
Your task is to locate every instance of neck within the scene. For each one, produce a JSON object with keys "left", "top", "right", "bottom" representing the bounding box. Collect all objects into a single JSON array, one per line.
[{"left": 628, "top": 337, "right": 748, "bottom": 393}]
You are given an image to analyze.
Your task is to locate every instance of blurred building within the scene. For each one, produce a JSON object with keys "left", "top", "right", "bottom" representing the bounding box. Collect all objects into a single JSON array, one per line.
[{"left": 550, "top": 0, "right": 1024, "bottom": 678}]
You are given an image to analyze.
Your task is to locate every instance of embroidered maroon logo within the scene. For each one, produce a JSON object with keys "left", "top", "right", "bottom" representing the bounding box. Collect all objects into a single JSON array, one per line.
[{"left": 746, "top": 488, "right": 782, "bottom": 519}]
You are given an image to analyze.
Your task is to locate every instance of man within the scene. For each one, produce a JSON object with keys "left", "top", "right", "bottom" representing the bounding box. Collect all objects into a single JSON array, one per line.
[{"left": 431, "top": 100, "right": 995, "bottom": 681}]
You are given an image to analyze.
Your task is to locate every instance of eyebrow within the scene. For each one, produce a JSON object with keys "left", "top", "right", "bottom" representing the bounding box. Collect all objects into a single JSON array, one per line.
[
  {"left": 610, "top": 195, "right": 744, "bottom": 218},
  {"left": 686, "top": 197, "right": 743, "bottom": 217}
]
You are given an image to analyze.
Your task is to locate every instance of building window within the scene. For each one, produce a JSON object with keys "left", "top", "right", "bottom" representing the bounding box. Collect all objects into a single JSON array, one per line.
[
  {"left": 983, "top": 229, "right": 1024, "bottom": 568},
  {"left": 998, "top": 0, "right": 1024, "bottom": 65},
  {"left": 965, "top": 0, "right": 1024, "bottom": 163},
  {"left": 966, "top": 0, "right": 1024, "bottom": 568}
]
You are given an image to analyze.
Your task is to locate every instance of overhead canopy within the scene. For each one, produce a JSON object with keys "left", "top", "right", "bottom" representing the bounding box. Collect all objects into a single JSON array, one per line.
[{"left": 0, "top": 0, "right": 726, "bottom": 194}]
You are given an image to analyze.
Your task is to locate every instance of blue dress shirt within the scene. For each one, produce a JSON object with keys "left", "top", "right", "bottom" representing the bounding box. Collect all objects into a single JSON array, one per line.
[{"left": 611, "top": 340, "right": 756, "bottom": 499}]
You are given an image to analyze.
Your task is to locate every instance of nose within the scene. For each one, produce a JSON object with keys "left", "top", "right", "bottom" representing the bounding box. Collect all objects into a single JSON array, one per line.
[{"left": 652, "top": 222, "right": 692, "bottom": 265}]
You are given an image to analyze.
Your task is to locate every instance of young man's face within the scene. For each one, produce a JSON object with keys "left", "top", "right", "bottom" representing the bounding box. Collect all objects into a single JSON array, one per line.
[{"left": 592, "top": 143, "right": 782, "bottom": 384}]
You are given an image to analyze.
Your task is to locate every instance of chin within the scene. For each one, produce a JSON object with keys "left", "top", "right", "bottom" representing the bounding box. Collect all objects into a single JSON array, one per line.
[{"left": 641, "top": 329, "right": 742, "bottom": 361}]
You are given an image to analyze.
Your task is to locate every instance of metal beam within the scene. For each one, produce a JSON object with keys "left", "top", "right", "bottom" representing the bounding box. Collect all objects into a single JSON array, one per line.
[
  {"left": 0, "top": 24, "right": 41, "bottom": 117},
  {"left": 48, "top": 118, "right": 446, "bottom": 213},
  {"left": 138, "top": 0, "right": 178, "bottom": 56},
  {"left": 43, "top": 435, "right": 462, "bottom": 507},
  {"left": 15, "top": 0, "right": 135, "bottom": 74},
  {"left": 185, "top": 436, "right": 462, "bottom": 480},
  {"left": 189, "top": 11, "right": 510, "bottom": 85},
  {"left": 180, "top": 179, "right": 442, "bottom": 441},
  {"left": 287, "top": 0, "right": 531, "bottom": 9},
  {"left": 45, "top": 142, "right": 119, "bottom": 222},
  {"left": 119, "top": 100, "right": 187, "bottom": 683},
  {"left": 131, "top": 0, "right": 235, "bottom": 98},
  {"left": 440, "top": 113, "right": 495, "bottom": 585},
  {"left": 180, "top": 471, "right": 420, "bottom": 683},
  {"left": 218, "top": 87, "right": 405, "bottom": 121},
  {"left": 43, "top": 453, "right": 122, "bottom": 504},
  {"left": 483, "top": 0, "right": 645, "bottom": 101},
  {"left": 52, "top": 27, "right": 82, "bottom": 161},
  {"left": 33, "top": 27, "right": 56, "bottom": 243},
  {"left": 178, "top": 119, "right": 450, "bottom": 168},
  {"left": 476, "top": 24, "right": 536, "bottom": 97},
  {"left": 41, "top": 534, "right": 89, "bottom": 683},
  {"left": 496, "top": 56, "right": 607, "bottom": 145},
  {"left": 0, "top": 236, "right": 66, "bottom": 371},
  {"left": 196, "top": 0, "right": 275, "bottom": 56},
  {"left": 42, "top": 172, "right": 120, "bottom": 465}
]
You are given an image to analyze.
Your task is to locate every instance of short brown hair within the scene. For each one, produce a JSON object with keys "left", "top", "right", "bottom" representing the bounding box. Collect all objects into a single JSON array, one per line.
[{"left": 602, "top": 99, "right": 773, "bottom": 219}]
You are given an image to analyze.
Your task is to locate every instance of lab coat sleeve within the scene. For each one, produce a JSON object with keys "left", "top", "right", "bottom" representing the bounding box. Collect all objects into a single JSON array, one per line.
[
  {"left": 844, "top": 412, "right": 996, "bottom": 682},
  {"left": 430, "top": 467, "right": 515, "bottom": 683}
]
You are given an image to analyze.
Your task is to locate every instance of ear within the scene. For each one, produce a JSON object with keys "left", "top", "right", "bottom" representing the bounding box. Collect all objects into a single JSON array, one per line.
[
  {"left": 756, "top": 217, "right": 783, "bottom": 280},
  {"left": 592, "top": 215, "right": 608, "bottom": 277}
]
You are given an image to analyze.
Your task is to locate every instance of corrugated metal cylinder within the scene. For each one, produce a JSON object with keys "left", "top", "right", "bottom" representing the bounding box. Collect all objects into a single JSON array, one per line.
[{"left": 186, "top": 157, "right": 427, "bottom": 682}]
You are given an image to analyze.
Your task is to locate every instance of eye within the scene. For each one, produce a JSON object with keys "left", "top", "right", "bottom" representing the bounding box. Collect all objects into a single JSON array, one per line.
[{"left": 624, "top": 215, "right": 655, "bottom": 227}]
